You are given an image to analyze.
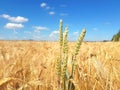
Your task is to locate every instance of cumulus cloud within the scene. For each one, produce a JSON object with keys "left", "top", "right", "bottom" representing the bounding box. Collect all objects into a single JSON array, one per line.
[
  {"left": 1, "top": 14, "right": 10, "bottom": 18},
  {"left": 40, "top": 2, "right": 47, "bottom": 8},
  {"left": 9, "top": 16, "right": 28, "bottom": 23},
  {"left": 49, "top": 30, "right": 59, "bottom": 37},
  {"left": 1, "top": 14, "right": 28, "bottom": 23},
  {"left": 40, "top": 2, "right": 51, "bottom": 10},
  {"left": 40, "top": 2, "right": 55, "bottom": 15},
  {"left": 33, "top": 26, "right": 48, "bottom": 32},
  {"left": 49, "top": 11, "right": 55, "bottom": 15},
  {"left": 4, "top": 23, "right": 24, "bottom": 29}
]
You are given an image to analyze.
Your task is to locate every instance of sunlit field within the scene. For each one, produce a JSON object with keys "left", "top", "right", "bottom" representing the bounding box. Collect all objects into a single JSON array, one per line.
[{"left": 0, "top": 40, "right": 120, "bottom": 90}]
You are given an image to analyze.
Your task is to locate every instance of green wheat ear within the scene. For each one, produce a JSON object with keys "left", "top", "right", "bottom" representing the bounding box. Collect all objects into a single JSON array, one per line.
[
  {"left": 72, "top": 28, "right": 86, "bottom": 76},
  {"left": 56, "top": 19, "right": 64, "bottom": 90},
  {"left": 56, "top": 57, "right": 61, "bottom": 78},
  {"left": 62, "top": 27, "right": 68, "bottom": 80},
  {"left": 69, "top": 29, "right": 86, "bottom": 90},
  {"left": 56, "top": 19, "right": 63, "bottom": 78},
  {"left": 63, "top": 27, "right": 68, "bottom": 54},
  {"left": 74, "top": 28, "right": 86, "bottom": 56},
  {"left": 59, "top": 19, "right": 63, "bottom": 77},
  {"left": 59, "top": 19, "right": 63, "bottom": 48},
  {"left": 56, "top": 20, "right": 87, "bottom": 90}
]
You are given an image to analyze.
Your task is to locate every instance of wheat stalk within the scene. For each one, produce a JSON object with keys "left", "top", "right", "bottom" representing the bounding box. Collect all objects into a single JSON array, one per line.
[
  {"left": 69, "top": 29, "right": 86, "bottom": 90},
  {"left": 62, "top": 27, "right": 68, "bottom": 90},
  {"left": 72, "top": 28, "right": 86, "bottom": 75},
  {"left": 56, "top": 19, "right": 63, "bottom": 90}
]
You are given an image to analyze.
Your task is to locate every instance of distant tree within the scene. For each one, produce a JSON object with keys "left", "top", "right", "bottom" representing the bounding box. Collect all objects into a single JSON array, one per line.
[
  {"left": 103, "top": 40, "right": 109, "bottom": 42},
  {"left": 111, "top": 30, "right": 120, "bottom": 41}
]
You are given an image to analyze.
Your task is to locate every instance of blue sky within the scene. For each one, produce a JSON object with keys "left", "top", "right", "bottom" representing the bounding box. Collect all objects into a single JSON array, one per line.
[{"left": 0, "top": 0, "right": 120, "bottom": 41}]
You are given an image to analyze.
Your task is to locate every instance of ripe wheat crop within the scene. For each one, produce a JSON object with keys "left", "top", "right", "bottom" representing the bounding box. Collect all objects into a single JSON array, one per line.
[
  {"left": 0, "top": 41, "right": 120, "bottom": 90},
  {"left": 0, "top": 20, "right": 120, "bottom": 90}
]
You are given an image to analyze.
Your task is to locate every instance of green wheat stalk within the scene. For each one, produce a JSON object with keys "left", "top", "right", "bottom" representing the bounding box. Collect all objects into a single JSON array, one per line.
[
  {"left": 62, "top": 27, "right": 68, "bottom": 90},
  {"left": 72, "top": 29, "right": 86, "bottom": 75},
  {"left": 69, "top": 29, "right": 86, "bottom": 90},
  {"left": 56, "top": 19, "right": 63, "bottom": 90},
  {"left": 56, "top": 20, "right": 86, "bottom": 90}
]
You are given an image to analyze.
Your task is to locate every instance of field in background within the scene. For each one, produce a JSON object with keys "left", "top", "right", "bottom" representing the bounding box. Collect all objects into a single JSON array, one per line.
[{"left": 0, "top": 41, "right": 120, "bottom": 90}]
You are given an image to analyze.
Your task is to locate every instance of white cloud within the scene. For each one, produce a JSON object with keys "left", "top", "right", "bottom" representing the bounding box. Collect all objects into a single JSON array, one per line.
[
  {"left": 9, "top": 16, "right": 28, "bottom": 23},
  {"left": 40, "top": 2, "right": 55, "bottom": 15},
  {"left": 4, "top": 23, "right": 24, "bottom": 29},
  {"left": 40, "top": 2, "right": 51, "bottom": 9},
  {"left": 1, "top": 14, "right": 10, "bottom": 18},
  {"left": 1, "top": 14, "right": 28, "bottom": 23},
  {"left": 40, "top": 2, "right": 47, "bottom": 8},
  {"left": 49, "top": 30, "right": 59, "bottom": 37},
  {"left": 33, "top": 26, "right": 48, "bottom": 32},
  {"left": 49, "top": 11, "right": 55, "bottom": 15},
  {"left": 60, "top": 13, "right": 68, "bottom": 16}
]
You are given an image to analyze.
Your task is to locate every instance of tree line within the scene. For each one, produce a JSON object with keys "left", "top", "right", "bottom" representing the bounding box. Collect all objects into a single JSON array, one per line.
[{"left": 111, "top": 30, "right": 120, "bottom": 41}]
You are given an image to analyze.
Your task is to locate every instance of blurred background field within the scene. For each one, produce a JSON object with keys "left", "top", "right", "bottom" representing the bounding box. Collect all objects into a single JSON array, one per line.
[{"left": 0, "top": 41, "right": 120, "bottom": 90}]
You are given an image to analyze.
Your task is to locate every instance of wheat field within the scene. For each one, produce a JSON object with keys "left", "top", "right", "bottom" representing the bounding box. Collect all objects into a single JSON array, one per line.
[{"left": 0, "top": 40, "right": 120, "bottom": 90}]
